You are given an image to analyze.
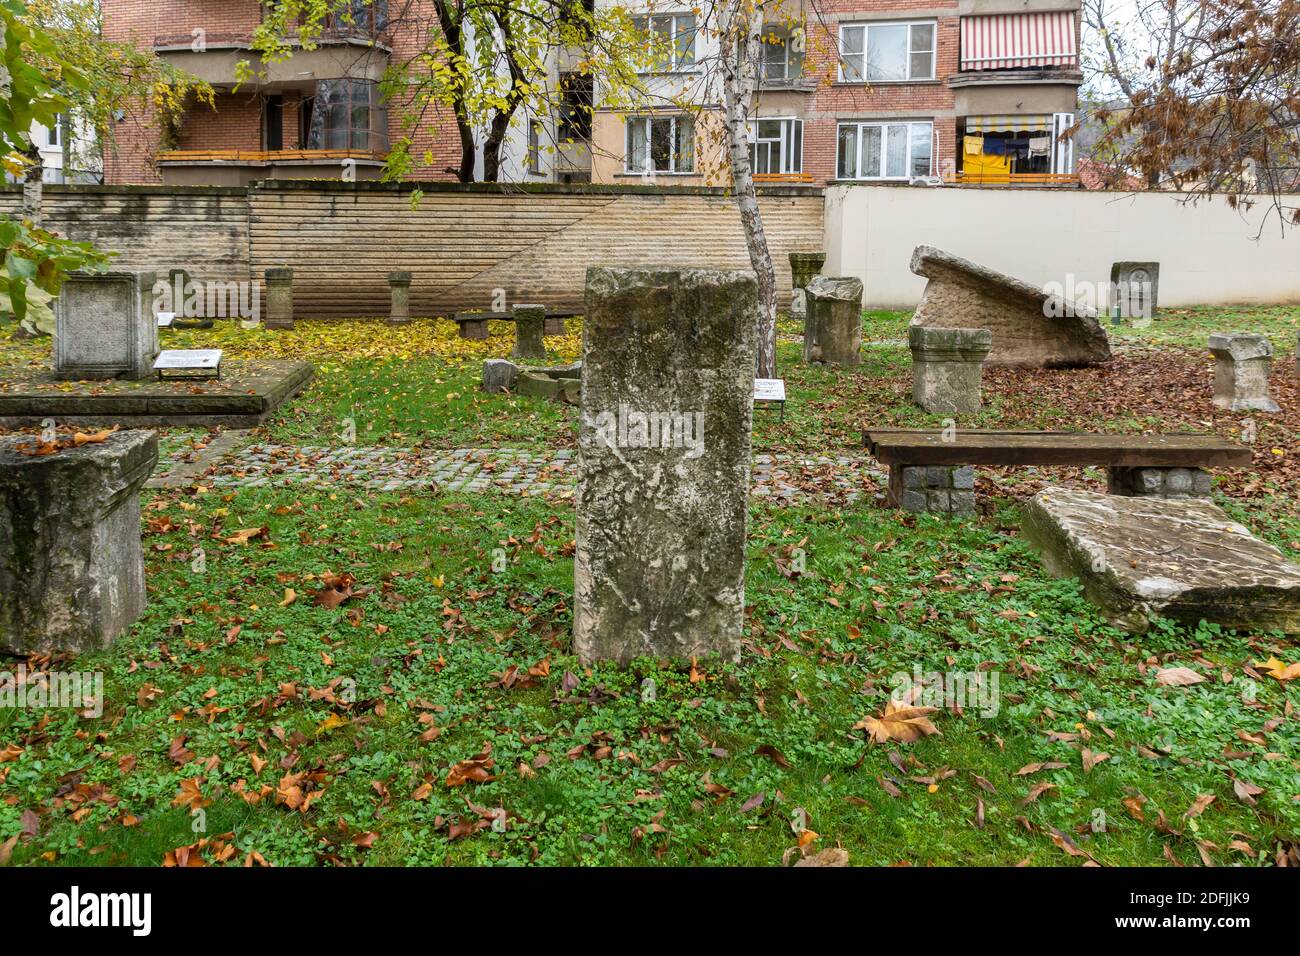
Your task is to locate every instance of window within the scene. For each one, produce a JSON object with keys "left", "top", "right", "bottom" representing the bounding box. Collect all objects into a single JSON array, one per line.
[
  {"left": 625, "top": 115, "right": 695, "bottom": 173},
  {"left": 527, "top": 120, "right": 543, "bottom": 174},
  {"left": 264, "top": 95, "right": 283, "bottom": 150},
  {"left": 761, "top": 28, "right": 804, "bottom": 81},
  {"left": 632, "top": 13, "right": 696, "bottom": 71},
  {"left": 839, "top": 21, "right": 935, "bottom": 82},
  {"left": 836, "top": 121, "right": 933, "bottom": 179},
  {"left": 558, "top": 72, "right": 593, "bottom": 142},
  {"left": 324, "top": 0, "right": 388, "bottom": 35},
  {"left": 305, "top": 79, "right": 389, "bottom": 151},
  {"left": 45, "top": 117, "right": 61, "bottom": 148},
  {"left": 749, "top": 118, "right": 803, "bottom": 174}
]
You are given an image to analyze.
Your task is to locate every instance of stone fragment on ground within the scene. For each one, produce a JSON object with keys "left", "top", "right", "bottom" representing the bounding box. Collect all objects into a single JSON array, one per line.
[
  {"left": 1022, "top": 487, "right": 1300, "bottom": 634},
  {"left": 909, "top": 245, "right": 1111, "bottom": 367}
]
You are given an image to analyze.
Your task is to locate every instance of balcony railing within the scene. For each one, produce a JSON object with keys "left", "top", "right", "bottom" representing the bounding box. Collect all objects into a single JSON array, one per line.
[
  {"left": 753, "top": 172, "right": 814, "bottom": 183},
  {"left": 944, "top": 172, "right": 1079, "bottom": 186},
  {"left": 157, "top": 148, "right": 385, "bottom": 164}
]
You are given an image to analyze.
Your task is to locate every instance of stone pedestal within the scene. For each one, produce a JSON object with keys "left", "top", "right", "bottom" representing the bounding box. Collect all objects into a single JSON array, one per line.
[
  {"left": 0, "top": 430, "right": 158, "bottom": 654},
  {"left": 888, "top": 464, "right": 976, "bottom": 514},
  {"left": 512, "top": 303, "right": 547, "bottom": 360},
  {"left": 1108, "top": 466, "right": 1212, "bottom": 499},
  {"left": 575, "top": 266, "right": 756, "bottom": 666},
  {"left": 264, "top": 267, "right": 294, "bottom": 330},
  {"left": 387, "top": 271, "right": 411, "bottom": 325},
  {"left": 1209, "top": 333, "right": 1278, "bottom": 412},
  {"left": 788, "top": 251, "right": 826, "bottom": 319},
  {"left": 908, "top": 326, "right": 992, "bottom": 414},
  {"left": 804, "top": 275, "right": 863, "bottom": 366},
  {"left": 454, "top": 312, "right": 489, "bottom": 339},
  {"left": 54, "top": 270, "right": 158, "bottom": 381}
]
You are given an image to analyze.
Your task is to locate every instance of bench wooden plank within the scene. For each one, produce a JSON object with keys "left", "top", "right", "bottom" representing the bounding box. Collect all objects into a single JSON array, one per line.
[
  {"left": 864, "top": 429, "right": 1252, "bottom": 468},
  {"left": 450, "top": 310, "right": 579, "bottom": 322}
]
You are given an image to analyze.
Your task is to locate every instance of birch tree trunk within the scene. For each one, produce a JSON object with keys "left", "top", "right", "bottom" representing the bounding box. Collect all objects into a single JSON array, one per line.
[
  {"left": 718, "top": 0, "right": 777, "bottom": 378},
  {"left": 21, "top": 142, "right": 43, "bottom": 228}
]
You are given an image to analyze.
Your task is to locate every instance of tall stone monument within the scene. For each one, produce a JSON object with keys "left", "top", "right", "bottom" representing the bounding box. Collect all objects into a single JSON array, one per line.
[
  {"left": 54, "top": 270, "right": 158, "bottom": 381},
  {"left": 574, "top": 266, "right": 756, "bottom": 666},
  {"left": 265, "top": 267, "right": 294, "bottom": 330},
  {"left": 387, "top": 271, "right": 412, "bottom": 325}
]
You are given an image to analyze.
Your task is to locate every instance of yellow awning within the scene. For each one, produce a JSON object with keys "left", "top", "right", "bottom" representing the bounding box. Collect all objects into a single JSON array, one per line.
[{"left": 965, "top": 114, "right": 1051, "bottom": 134}]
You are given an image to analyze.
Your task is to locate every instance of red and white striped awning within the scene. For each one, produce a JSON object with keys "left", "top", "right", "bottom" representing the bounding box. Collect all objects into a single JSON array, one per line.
[{"left": 960, "top": 13, "right": 1078, "bottom": 71}]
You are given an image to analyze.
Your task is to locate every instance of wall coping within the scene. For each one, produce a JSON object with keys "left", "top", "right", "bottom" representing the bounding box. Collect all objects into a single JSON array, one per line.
[{"left": 0, "top": 181, "right": 824, "bottom": 199}]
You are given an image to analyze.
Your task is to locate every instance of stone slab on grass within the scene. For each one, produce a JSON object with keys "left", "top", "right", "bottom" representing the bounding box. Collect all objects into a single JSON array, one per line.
[
  {"left": 1022, "top": 487, "right": 1300, "bottom": 634},
  {"left": 0, "top": 360, "right": 314, "bottom": 427}
]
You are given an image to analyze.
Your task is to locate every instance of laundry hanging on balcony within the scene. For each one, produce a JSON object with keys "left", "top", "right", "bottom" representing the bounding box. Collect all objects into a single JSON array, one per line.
[{"left": 960, "top": 12, "right": 1078, "bottom": 71}]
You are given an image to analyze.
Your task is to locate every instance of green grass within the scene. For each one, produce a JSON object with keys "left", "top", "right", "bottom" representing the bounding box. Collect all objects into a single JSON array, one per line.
[{"left": 0, "top": 485, "right": 1294, "bottom": 867}]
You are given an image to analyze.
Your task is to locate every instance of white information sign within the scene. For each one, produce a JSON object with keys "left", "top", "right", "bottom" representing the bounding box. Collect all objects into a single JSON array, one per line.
[
  {"left": 754, "top": 378, "right": 786, "bottom": 402},
  {"left": 154, "top": 348, "right": 223, "bottom": 371}
]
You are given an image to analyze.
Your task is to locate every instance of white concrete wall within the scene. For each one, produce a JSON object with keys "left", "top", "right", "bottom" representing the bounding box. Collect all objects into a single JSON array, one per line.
[{"left": 824, "top": 184, "right": 1300, "bottom": 308}]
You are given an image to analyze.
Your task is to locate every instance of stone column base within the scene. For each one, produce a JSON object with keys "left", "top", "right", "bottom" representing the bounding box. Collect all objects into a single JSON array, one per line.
[
  {"left": 1107, "top": 466, "right": 1213, "bottom": 498},
  {"left": 888, "top": 464, "right": 976, "bottom": 513},
  {"left": 458, "top": 319, "right": 488, "bottom": 340}
]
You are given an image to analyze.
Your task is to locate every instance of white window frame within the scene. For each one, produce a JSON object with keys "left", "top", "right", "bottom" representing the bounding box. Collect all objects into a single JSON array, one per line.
[
  {"left": 633, "top": 12, "right": 697, "bottom": 72},
  {"left": 761, "top": 27, "right": 803, "bottom": 81},
  {"left": 624, "top": 114, "right": 696, "bottom": 174},
  {"left": 839, "top": 21, "right": 937, "bottom": 83},
  {"left": 748, "top": 117, "right": 803, "bottom": 175},
  {"left": 836, "top": 120, "right": 934, "bottom": 180}
]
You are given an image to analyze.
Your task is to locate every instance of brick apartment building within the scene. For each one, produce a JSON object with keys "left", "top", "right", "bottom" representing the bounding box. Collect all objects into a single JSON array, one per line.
[{"left": 102, "top": 0, "right": 1080, "bottom": 188}]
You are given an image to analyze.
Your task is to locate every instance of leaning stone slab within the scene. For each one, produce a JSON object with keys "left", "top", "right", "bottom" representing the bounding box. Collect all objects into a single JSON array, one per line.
[
  {"left": 1022, "top": 487, "right": 1300, "bottom": 634},
  {"left": 908, "top": 326, "right": 992, "bottom": 414},
  {"left": 804, "top": 275, "right": 863, "bottom": 366},
  {"left": 910, "top": 245, "right": 1111, "bottom": 367},
  {"left": 575, "top": 266, "right": 756, "bottom": 666},
  {"left": 0, "top": 429, "right": 158, "bottom": 654},
  {"left": 1209, "top": 332, "right": 1279, "bottom": 412},
  {"left": 516, "top": 371, "right": 561, "bottom": 400},
  {"left": 55, "top": 270, "right": 159, "bottom": 381},
  {"left": 482, "top": 358, "right": 519, "bottom": 393}
]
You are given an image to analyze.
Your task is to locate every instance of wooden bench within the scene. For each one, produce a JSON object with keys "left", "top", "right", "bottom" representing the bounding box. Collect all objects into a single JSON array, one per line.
[
  {"left": 451, "top": 310, "right": 576, "bottom": 340},
  {"left": 863, "top": 428, "right": 1252, "bottom": 513}
]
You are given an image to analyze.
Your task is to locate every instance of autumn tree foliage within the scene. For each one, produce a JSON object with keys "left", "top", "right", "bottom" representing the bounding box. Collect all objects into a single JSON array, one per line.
[{"left": 1086, "top": 0, "right": 1300, "bottom": 222}]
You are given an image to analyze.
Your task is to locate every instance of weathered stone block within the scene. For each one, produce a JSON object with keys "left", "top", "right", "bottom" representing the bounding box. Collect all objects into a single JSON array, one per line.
[
  {"left": 1109, "top": 261, "right": 1159, "bottom": 320},
  {"left": 559, "top": 378, "right": 581, "bottom": 406},
  {"left": 482, "top": 358, "right": 519, "bottom": 393},
  {"left": 512, "top": 303, "right": 547, "bottom": 360},
  {"left": 575, "top": 266, "right": 756, "bottom": 665},
  {"left": 888, "top": 464, "right": 977, "bottom": 513},
  {"left": 0, "top": 430, "right": 158, "bottom": 654},
  {"left": 908, "top": 325, "right": 993, "bottom": 414},
  {"left": 1209, "top": 332, "right": 1279, "bottom": 412},
  {"left": 952, "top": 465, "right": 975, "bottom": 490},
  {"left": 54, "top": 270, "right": 159, "bottom": 381},
  {"left": 788, "top": 251, "right": 826, "bottom": 318},
  {"left": 910, "top": 245, "right": 1111, "bottom": 367},
  {"left": 264, "top": 267, "right": 294, "bottom": 330},
  {"left": 387, "top": 271, "right": 411, "bottom": 325},
  {"left": 516, "top": 371, "right": 561, "bottom": 400},
  {"left": 804, "top": 276, "right": 863, "bottom": 366},
  {"left": 1023, "top": 487, "right": 1300, "bottom": 633},
  {"left": 1107, "top": 466, "right": 1213, "bottom": 499},
  {"left": 454, "top": 313, "right": 488, "bottom": 339}
]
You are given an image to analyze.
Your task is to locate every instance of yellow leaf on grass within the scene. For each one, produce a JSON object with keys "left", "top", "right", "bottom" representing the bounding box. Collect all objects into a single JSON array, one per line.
[{"left": 853, "top": 699, "right": 941, "bottom": 744}]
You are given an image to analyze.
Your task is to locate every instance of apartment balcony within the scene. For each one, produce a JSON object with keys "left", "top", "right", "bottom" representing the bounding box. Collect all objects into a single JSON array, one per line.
[
  {"left": 153, "top": 31, "right": 390, "bottom": 91},
  {"left": 943, "top": 171, "right": 1079, "bottom": 187},
  {"left": 753, "top": 172, "right": 814, "bottom": 184},
  {"left": 156, "top": 148, "right": 386, "bottom": 186}
]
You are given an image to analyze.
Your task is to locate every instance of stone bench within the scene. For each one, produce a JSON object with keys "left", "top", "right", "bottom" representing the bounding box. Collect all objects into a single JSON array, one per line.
[
  {"left": 864, "top": 428, "right": 1252, "bottom": 514},
  {"left": 451, "top": 309, "right": 576, "bottom": 340}
]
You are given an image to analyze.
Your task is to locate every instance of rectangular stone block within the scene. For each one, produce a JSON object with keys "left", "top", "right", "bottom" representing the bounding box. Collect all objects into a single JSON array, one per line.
[
  {"left": 574, "top": 267, "right": 757, "bottom": 666},
  {"left": 54, "top": 270, "right": 158, "bottom": 381}
]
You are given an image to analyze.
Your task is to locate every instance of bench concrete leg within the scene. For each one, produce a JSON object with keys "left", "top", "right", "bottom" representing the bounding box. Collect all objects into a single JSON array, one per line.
[
  {"left": 544, "top": 317, "right": 566, "bottom": 336},
  {"left": 888, "top": 464, "right": 976, "bottom": 514},
  {"left": 1107, "top": 466, "right": 1212, "bottom": 498},
  {"left": 458, "top": 319, "right": 489, "bottom": 340}
]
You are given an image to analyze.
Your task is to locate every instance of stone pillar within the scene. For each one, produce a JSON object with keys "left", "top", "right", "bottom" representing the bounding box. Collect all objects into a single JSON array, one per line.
[
  {"left": 804, "top": 275, "right": 863, "bottom": 366},
  {"left": 512, "top": 303, "right": 547, "bottom": 360},
  {"left": 908, "top": 326, "right": 992, "bottom": 414},
  {"left": 264, "top": 267, "right": 294, "bottom": 330},
  {"left": 887, "top": 464, "right": 976, "bottom": 514},
  {"left": 1209, "top": 333, "right": 1279, "bottom": 412},
  {"left": 789, "top": 251, "right": 826, "bottom": 320},
  {"left": 1108, "top": 466, "right": 1213, "bottom": 499},
  {"left": 387, "top": 271, "right": 411, "bottom": 325},
  {"left": 575, "top": 266, "right": 756, "bottom": 666},
  {"left": 54, "top": 270, "right": 158, "bottom": 381},
  {"left": 0, "top": 430, "right": 158, "bottom": 654}
]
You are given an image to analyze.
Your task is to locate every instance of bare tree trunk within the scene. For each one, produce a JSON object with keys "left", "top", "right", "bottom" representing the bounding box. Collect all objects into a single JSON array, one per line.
[
  {"left": 21, "top": 143, "right": 43, "bottom": 227},
  {"left": 434, "top": 0, "right": 478, "bottom": 182},
  {"left": 719, "top": 0, "right": 777, "bottom": 378}
]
